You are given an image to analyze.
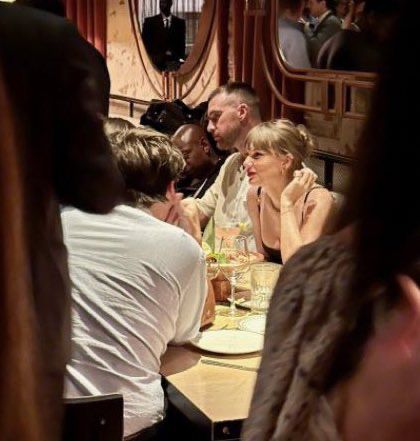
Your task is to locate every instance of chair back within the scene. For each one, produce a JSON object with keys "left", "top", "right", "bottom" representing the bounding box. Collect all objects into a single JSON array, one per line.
[{"left": 62, "top": 394, "right": 124, "bottom": 441}]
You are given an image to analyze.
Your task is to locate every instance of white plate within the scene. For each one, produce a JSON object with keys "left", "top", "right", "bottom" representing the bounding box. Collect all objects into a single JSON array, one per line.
[
  {"left": 239, "top": 315, "right": 266, "bottom": 335},
  {"left": 236, "top": 299, "right": 251, "bottom": 309},
  {"left": 190, "top": 330, "right": 264, "bottom": 355}
]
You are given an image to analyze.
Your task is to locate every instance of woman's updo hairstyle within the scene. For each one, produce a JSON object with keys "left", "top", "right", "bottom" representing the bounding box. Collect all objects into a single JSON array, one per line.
[{"left": 245, "top": 119, "right": 317, "bottom": 171}]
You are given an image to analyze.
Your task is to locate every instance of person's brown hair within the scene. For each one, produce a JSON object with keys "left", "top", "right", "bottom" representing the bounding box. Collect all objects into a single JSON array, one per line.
[
  {"left": 111, "top": 126, "right": 185, "bottom": 207},
  {"left": 0, "top": 72, "right": 43, "bottom": 440}
]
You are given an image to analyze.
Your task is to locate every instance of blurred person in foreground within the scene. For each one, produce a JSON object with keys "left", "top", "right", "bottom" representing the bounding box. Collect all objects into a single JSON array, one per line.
[
  {"left": 242, "top": 2, "right": 420, "bottom": 440},
  {"left": 63, "top": 125, "right": 206, "bottom": 440},
  {"left": 182, "top": 82, "right": 262, "bottom": 247},
  {"left": 0, "top": 73, "right": 44, "bottom": 441},
  {"left": 0, "top": 2, "right": 123, "bottom": 439},
  {"left": 172, "top": 123, "right": 225, "bottom": 199},
  {"left": 244, "top": 120, "right": 334, "bottom": 264},
  {"left": 15, "top": 0, "right": 111, "bottom": 116}
]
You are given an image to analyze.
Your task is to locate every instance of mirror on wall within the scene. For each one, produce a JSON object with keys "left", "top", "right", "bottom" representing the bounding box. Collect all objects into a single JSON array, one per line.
[
  {"left": 137, "top": 0, "right": 205, "bottom": 72},
  {"left": 276, "top": 0, "right": 398, "bottom": 73}
]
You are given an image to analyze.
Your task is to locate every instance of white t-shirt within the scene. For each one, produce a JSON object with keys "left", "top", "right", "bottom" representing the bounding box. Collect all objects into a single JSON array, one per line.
[{"left": 62, "top": 205, "right": 206, "bottom": 437}]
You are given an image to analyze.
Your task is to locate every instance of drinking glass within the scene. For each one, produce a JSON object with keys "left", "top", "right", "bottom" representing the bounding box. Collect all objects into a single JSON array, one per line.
[
  {"left": 205, "top": 255, "right": 219, "bottom": 280},
  {"left": 250, "top": 263, "right": 281, "bottom": 314},
  {"left": 215, "top": 222, "right": 241, "bottom": 251},
  {"left": 217, "top": 235, "right": 250, "bottom": 317}
]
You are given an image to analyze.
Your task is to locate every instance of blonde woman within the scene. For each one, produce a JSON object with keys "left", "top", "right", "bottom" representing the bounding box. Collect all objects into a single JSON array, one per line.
[{"left": 244, "top": 120, "right": 334, "bottom": 263}]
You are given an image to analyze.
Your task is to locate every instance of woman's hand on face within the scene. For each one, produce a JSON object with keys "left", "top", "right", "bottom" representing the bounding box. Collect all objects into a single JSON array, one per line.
[{"left": 280, "top": 168, "right": 317, "bottom": 208}]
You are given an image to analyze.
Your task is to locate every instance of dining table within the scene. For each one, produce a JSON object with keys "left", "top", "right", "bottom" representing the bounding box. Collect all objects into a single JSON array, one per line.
[{"left": 160, "top": 304, "right": 263, "bottom": 441}]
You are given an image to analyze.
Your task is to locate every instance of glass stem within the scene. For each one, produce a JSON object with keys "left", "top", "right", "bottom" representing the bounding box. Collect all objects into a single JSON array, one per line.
[{"left": 229, "top": 280, "right": 236, "bottom": 314}]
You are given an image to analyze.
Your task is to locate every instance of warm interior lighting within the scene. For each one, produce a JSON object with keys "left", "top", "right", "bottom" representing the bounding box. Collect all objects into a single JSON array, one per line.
[{"left": 245, "top": 0, "right": 266, "bottom": 15}]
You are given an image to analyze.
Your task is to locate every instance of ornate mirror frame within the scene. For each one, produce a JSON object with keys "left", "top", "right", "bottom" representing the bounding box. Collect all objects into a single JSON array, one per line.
[
  {"left": 128, "top": 0, "right": 217, "bottom": 100},
  {"left": 262, "top": 0, "right": 376, "bottom": 120}
]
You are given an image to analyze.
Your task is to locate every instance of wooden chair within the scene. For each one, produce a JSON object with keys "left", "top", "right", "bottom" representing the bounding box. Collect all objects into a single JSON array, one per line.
[{"left": 62, "top": 394, "right": 124, "bottom": 441}]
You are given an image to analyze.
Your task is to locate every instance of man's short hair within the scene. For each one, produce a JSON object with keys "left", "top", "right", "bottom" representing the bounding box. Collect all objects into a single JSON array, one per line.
[
  {"left": 111, "top": 126, "right": 185, "bottom": 207},
  {"left": 15, "top": 0, "right": 65, "bottom": 16},
  {"left": 208, "top": 82, "right": 261, "bottom": 119}
]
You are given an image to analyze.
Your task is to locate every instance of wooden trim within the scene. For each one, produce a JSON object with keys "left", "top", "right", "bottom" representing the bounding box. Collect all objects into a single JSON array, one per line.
[{"left": 177, "top": 0, "right": 217, "bottom": 76}]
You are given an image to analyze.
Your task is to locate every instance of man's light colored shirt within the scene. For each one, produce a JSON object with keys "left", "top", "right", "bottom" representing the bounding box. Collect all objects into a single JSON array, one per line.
[
  {"left": 62, "top": 205, "right": 206, "bottom": 437},
  {"left": 191, "top": 152, "right": 254, "bottom": 244}
]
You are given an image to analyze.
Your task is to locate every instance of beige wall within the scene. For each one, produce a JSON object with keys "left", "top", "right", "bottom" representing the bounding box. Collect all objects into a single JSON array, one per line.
[{"left": 107, "top": 0, "right": 220, "bottom": 116}]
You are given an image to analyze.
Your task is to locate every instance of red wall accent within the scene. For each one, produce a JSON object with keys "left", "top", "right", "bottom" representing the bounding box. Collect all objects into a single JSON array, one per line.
[{"left": 65, "top": 0, "right": 107, "bottom": 56}]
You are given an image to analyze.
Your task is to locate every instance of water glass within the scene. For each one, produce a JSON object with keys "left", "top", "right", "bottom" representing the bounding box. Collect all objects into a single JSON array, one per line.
[{"left": 250, "top": 263, "right": 281, "bottom": 314}]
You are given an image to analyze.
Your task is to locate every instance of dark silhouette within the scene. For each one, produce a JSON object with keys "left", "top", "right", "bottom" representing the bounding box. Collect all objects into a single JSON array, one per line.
[
  {"left": 15, "top": 0, "right": 111, "bottom": 115},
  {"left": 142, "top": 0, "right": 186, "bottom": 71},
  {"left": 0, "top": 3, "right": 123, "bottom": 439}
]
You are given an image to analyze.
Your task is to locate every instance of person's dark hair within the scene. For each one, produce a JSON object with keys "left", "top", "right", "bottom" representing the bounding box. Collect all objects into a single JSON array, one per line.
[
  {"left": 15, "top": 0, "right": 65, "bottom": 17},
  {"left": 208, "top": 82, "right": 261, "bottom": 119},
  {"left": 331, "top": 0, "right": 418, "bottom": 387},
  {"left": 110, "top": 126, "right": 185, "bottom": 207}
]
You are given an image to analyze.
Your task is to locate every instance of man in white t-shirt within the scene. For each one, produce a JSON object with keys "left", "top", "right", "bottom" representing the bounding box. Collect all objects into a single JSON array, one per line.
[
  {"left": 183, "top": 83, "right": 262, "bottom": 245},
  {"left": 63, "top": 125, "right": 206, "bottom": 439}
]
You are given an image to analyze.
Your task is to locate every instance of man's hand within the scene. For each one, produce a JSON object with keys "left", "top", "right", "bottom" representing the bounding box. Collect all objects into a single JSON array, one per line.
[{"left": 165, "top": 194, "right": 202, "bottom": 243}]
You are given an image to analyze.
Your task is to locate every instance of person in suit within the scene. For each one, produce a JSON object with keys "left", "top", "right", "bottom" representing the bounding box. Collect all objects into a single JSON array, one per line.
[
  {"left": 317, "top": 0, "right": 399, "bottom": 72},
  {"left": 305, "top": 0, "right": 342, "bottom": 65},
  {"left": 142, "top": 0, "right": 186, "bottom": 71},
  {"left": 15, "top": 0, "right": 111, "bottom": 116},
  {"left": 0, "top": 2, "right": 123, "bottom": 439}
]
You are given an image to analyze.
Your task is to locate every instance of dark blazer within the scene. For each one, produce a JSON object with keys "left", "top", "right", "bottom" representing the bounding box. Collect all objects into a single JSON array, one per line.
[
  {"left": 305, "top": 11, "right": 341, "bottom": 66},
  {"left": 0, "top": 4, "right": 122, "bottom": 438},
  {"left": 142, "top": 14, "right": 186, "bottom": 70}
]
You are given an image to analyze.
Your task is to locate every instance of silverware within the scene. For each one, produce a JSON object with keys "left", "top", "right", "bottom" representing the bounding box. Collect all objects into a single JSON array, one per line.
[{"left": 201, "top": 358, "right": 258, "bottom": 372}]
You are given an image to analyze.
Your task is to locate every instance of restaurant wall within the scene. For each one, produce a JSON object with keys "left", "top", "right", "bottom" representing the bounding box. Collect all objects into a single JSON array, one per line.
[{"left": 107, "top": 0, "right": 221, "bottom": 110}]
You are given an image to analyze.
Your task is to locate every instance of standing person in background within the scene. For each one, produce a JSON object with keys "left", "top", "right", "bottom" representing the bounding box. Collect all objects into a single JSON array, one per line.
[
  {"left": 277, "top": 0, "right": 311, "bottom": 69},
  {"left": 335, "top": 0, "right": 350, "bottom": 19},
  {"left": 305, "top": 0, "right": 341, "bottom": 65},
  {"left": 0, "top": 3, "right": 123, "bottom": 440},
  {"left": 317, "top": 0, "right": 399, "bottom": 72},
  {"left": 142, "top": 0, "right": 186, "bottom": 71},
  {"left": 182, "top": 82, "right": 262, "bottom": 247},
  {"left": 243, "top": 1, "right": 420, "bottom": 439}
]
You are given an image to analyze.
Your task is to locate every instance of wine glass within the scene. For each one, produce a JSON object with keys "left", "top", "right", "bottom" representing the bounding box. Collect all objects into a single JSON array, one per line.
[
  {"left": 205, "top": 255, "right": 219, "bottom": 280},
  {"left": 217, "top": 235, "right": 250, "bottom": 317}
]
